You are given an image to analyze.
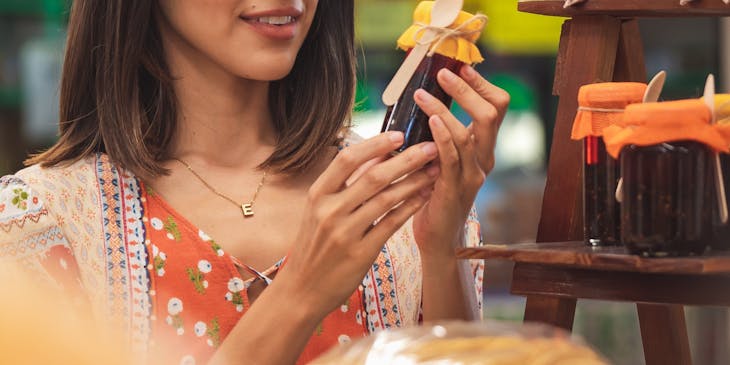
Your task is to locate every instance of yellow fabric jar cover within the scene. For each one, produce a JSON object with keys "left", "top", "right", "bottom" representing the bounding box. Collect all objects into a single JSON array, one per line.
[
  {"left": 570, "top": 82, "right": 647, "bottom": 140},
  {"left": 603, "top": 99, "right": 730, "bottom": 158},
  {"left": 396, "top": 1, "right": 486, "bottom": 64}
]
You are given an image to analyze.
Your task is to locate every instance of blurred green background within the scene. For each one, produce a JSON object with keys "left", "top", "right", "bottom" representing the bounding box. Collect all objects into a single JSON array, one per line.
[{"left": 0, "top": 1, "right": 728, "bottom": 364}]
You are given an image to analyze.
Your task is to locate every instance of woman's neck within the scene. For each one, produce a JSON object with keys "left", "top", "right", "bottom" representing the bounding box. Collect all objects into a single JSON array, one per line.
[{"left": 172, "top": 74, "right": 276, "bottom": 168}]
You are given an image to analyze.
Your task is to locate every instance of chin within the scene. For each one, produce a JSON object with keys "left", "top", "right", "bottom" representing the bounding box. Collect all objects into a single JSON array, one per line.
[{"left": 228, "top": 53, "right": 298, "bottom": 82}]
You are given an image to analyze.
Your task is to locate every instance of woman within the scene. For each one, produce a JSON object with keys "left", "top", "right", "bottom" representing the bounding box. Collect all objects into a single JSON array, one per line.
[{"left": 0, "top": 0, "right": 508, "bottom": 364}]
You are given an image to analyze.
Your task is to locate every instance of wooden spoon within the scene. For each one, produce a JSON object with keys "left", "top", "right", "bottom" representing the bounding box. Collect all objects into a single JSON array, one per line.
[
  {"left": 382, "top": 0, "right": 464, "bottom": 106},
  {"left": 615, "top": 71, "right": 667, "bottom": 203},
  {"left": 704, "top": 74, "right": 729, "bottom": 224}
]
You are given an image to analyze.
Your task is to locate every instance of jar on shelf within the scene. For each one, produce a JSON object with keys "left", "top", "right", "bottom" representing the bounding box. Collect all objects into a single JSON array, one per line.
[
  {"left": 604, "top": 100, "right": 730, "bottom": 256},
  {"left": 381, "top": 1, "right": 487, "bottom": 153},
  {"left": 571, "top": 82, "right": 647, "bottom": 246}
]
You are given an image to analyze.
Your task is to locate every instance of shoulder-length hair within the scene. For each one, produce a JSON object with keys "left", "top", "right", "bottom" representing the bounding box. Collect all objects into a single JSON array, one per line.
[{"left": 28, "top": 0, "right": 355, "bottom": 180}]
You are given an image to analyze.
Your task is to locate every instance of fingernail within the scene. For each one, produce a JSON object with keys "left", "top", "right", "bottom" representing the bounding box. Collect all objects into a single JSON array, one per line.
[
  {"left": 463, "top": 65, "right": 478, "bottom": 79},
  {"left": 421, "top": 142, "right": 437, "bottom": 157},
  {"left": 426, "top": 165, "right": 440, "bottom": 178},
  {"left": 441, "top": 68, "right": 458, "bottom": 82},
  {"left": 430, "top": 115, "right": 444, "bottom": 129},
  {"left": 414, "top": 89, "right": 434, "bottom": 103},
  {"left": 388, "top": 131, "right": 404, "bottom": 143}
]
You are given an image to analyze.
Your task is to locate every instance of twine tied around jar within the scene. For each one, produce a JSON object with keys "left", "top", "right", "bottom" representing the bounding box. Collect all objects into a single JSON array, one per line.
[
  {"left": 395, "top": 1, "right": 487, "bottom": 65},
  {"left": 571, "top": 82, "right": 647, "bottom": 140},
  {"left": 576, "top": 106, "right": 626, "bottom": 113},
  {"left": 411, "top": 14, "right": 489, "bottom": 58}
]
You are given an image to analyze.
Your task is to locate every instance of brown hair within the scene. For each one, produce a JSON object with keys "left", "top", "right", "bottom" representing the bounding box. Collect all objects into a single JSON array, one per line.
[{"left": 27, "top": 0, "right": 356, "bottom": 180}]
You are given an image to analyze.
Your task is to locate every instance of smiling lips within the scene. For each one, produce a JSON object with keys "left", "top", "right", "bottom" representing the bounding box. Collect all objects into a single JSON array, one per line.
[{"left": 240, "top": 7, "right": 303, "bottom": 41}]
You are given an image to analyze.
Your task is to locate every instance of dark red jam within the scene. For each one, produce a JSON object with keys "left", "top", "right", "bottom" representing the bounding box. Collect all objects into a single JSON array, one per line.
[
  {"left": 620, "top": 142, "right": 713, "bottom": 256},
  {"left": 583, "top": 136, "right": 620, "bottom": 246},
  {"left": 382, "top": 53, "right": 464, "bottom": 153}
]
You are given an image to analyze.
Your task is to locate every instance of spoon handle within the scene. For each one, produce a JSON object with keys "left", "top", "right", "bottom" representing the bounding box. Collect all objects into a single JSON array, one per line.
[
  {"left": 703, "top": 74, "right": 729, "bottom": 223},
  {"left": 643, "top": 71, "right": 666, "bottom": 104},
  {"left": 382, "top": 30, "right": 435, "bottom": 106},
  {"left": 715, "top": 154, "right": 728, "bottom": 224},
  {"left": 618, "top": 71, "right": 668, "bottom": 203}
]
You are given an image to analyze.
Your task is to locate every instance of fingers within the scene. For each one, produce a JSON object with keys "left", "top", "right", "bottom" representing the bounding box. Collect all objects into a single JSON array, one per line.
[
  {"left": 438, "top": 68, "right": 500, "bottom": 130},
  {"left": 428, "top": 115, "right": 461, "bottom": 183},
  {"left": 414, "top": 89, "right": 471, "bottom": 149},
  {"left": 414, "top": 89, "right": 481, "bottom": 182},
  {"left": 311, "top": 131, "right": 404, "bottom": 196},
  {"left": 340, "top": 141, "right": 438, "bottom": 212},
  {"left": 455, "top": 66, "right": 509, "bottom": 173},
  {"left": 345, "top": 156, "right": 386, "bottom": 188},
  {"left": 350, "top": 165, "right": 438, "bottom": 232},
  {"left": 360, "top": 193, "right": 429, "bottom": 258},
  {"left": 435, "top": 67, "right": 508, "bottom": 174},
  {"left": 458, "top": 65, "right": 511, "bottom": 120}
]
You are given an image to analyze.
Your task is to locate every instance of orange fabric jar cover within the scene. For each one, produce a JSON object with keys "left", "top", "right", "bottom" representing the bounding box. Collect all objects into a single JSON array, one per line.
[
  {"left": 603, "top": 99, "right": 730, "bottom": 159},
  {"left": 570, "top": 82, "right": 647, "bottom": 140}
]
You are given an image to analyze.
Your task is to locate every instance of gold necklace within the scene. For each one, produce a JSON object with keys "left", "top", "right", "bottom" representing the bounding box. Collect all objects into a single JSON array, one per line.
[{"left": 174, "top": 158, "right": 267, "bottom": 218}]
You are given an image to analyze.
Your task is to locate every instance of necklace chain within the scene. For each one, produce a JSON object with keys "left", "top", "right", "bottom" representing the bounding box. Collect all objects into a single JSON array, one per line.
[{"left": 174, "top": 158, "right": 267, "bottom": 218}]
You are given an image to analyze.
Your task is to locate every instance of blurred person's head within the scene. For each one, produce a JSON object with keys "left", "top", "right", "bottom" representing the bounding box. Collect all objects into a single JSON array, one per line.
[
  {"left": 0, "top": 263, "right": 129, "bottom": 365},
  {"left": 27, "top": 0, "right": 356, "bottom": 180}
]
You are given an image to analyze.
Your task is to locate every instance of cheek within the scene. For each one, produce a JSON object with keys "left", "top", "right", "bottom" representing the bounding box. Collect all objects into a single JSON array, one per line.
[
  {"left": 160, "top": 0, "right": 239, "bottom": 46},
  {"left": 158, "top": 0, "right": 315, "bottom": 81},
  {"left": 225, "top": 48, "right": 300, "bottom": 81}
]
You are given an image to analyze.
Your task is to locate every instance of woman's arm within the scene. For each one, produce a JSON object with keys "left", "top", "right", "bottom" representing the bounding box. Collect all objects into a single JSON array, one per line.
[
  {"left": 421, "top": 247, "right": 480, "bottom": 321},
  {"left": 412, "top": 65, "right": 509, "bottom": 322},
  {"left": 207, "top": 272, "right": 325, "bottom": 365},
  {"left": 209, "top": 132, "right": 440, "bottom": 365}
]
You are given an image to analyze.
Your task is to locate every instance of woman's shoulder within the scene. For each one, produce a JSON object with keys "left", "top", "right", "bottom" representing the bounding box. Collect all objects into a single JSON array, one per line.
[
  {"left": 0, "top": 154, "right": 129, "bottom": 247},
  {"left": 11, "top": 155, "right": 100, "bottom": 190},
  {"left": 0, "top": 169, "right": 51, "bottom": 242},
  {"left": 0, "top": 157, "right": 98, "bottom": 242}
]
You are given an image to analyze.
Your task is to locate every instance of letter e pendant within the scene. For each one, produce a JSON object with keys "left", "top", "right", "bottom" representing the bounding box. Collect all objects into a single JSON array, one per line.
[{"left": 241, "top": 203, "right": 254, "bottom": 217}]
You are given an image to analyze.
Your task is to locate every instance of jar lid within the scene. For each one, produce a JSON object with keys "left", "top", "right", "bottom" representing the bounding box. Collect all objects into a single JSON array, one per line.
[
  {"left": 396, "top": 1, "right": 486, "bottom": 64},
  {"left": 571, "top": 82, "right": 647, "bottom": 140},
  {"left": 603, "top": 99, "right": 730, "bottom": 158}
]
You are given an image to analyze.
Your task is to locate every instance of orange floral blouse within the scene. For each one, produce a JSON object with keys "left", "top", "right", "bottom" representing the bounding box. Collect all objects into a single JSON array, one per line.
[
  {"left": 142, "top": 185, "right": 368, "bottom": 364},
  {"left": 1, "top": 142, "right": 484, "bottom": 364}
]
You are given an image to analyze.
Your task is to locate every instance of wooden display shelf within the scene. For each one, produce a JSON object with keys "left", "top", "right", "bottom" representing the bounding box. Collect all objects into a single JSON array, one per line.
[
  {"left": 458, "top": 241, "right": 730, "bottom": 274},
  {"left": 519, "top": 0, "right": 730, "bottom": 17},
  {"left": 465, "top": 3, "right": 730, "bottom": 362}
]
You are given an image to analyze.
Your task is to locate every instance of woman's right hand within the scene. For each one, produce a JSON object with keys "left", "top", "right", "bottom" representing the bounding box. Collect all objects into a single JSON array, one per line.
[
  {"left": 276, "top": 131, "right": 440, "bottom": 318},
  {"left": 211, "top": 131, "right": 438, "bottom": 365}
]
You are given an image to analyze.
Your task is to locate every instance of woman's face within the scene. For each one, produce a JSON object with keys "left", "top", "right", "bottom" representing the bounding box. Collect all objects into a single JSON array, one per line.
[{"left": 157, "top": 0, "right": 318, "bottom": 81}]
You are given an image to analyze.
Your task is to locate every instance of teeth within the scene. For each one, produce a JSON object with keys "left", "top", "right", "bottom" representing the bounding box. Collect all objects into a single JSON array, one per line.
[{"left": 257, "top": 16, "right": 294, "bottom": 25}]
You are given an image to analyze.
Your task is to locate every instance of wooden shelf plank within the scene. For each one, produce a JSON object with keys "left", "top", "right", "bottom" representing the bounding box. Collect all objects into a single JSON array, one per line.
[
  {"left": 518, "top": 0, "right": 730, "bottom": 17},
  {"left": 457, "top": 241, "right": 730, "bottom": 274},
  {"left": 512, "top": 263, "right": 730, "bottom": 306}
]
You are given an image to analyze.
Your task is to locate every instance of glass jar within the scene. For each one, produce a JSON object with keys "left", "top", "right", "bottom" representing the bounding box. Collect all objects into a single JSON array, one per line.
[
  {"left": 620, "top": 141, "right": 713, "bottom": 256},
  {"left": 572, "top": 82, "right": 647, "bottom": 246},
  {"left": 584, "top": 136, "right": 621, "bottom": 246},
  {"left": 381, "top": 53, "right": 464, "bottom": 153}
]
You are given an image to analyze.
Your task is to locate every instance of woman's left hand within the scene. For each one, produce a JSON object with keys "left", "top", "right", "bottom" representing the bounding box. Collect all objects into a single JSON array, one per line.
[{"left": 412, "top": 65, "right": 509, "bottom": 258}]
